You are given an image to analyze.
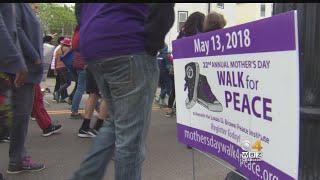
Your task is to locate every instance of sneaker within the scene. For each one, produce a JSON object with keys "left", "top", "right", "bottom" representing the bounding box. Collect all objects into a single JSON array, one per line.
[
  {"left": 59, "top": 99, "right": 68, "bottom": 103},
  {"left": 70, "top": 113, "right": 82, "bottom": 119},
  {"left": 7, "top": 156, "right": 45, "bottom": 174},
  {"left": 90, "top": 129, "right": 98, "bottom": 136},
  {"left": 53, "top": 91, "right": 59, "bottom": 101},
  {"left": 42, "top": 124, "right": 62, "bottom": 137},
  {"left": 78, "top": 128, "right": 97, "bottom": 138},
  {"left": 93, "top": 120, "right": 104, "bottom": 132},
  {"left": 92, "top": 122, "right": 104, "bottom": 135},
  {"left": 67, "top": 99, "right": 72, "bottom": 105},
  {"left": 155, "top": 96, "right": 160, "bottom": 103},
  {"left": 165, "top": 111, "right": 174, "bottom": 118},
  {"left": 0, "top": 136, "right": 10, "bottom": 143},
  {"left": 164, "top": 94, "right": 170, "bottom": 105},
  {"left": 156, "top": 97, "right": 167, "bottom": 108},
  {"left": 184, "top": 62, "right": 223, "bottom": 112},
  {"left": 159, "top": 98, "right": 166, "bottom": 106},
  {"left": 45, "top": 88, "right": 51, "bottom": 93},
  {"left": 30, "top": 117, "right": 36, "bottom": 121}
]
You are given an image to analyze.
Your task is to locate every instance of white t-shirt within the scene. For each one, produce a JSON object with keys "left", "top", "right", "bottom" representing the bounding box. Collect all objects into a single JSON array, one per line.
[
  {"left": 51, "top": 44, "right": 61, "bottom": 70},
  {"left": 42, "top": 43, "right": 56, "bottom": 81}
]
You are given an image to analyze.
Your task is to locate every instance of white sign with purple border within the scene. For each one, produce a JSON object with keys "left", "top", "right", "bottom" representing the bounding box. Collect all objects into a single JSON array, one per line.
[{"left": 173, "top": 11, "right": 299, "bottom": 180}]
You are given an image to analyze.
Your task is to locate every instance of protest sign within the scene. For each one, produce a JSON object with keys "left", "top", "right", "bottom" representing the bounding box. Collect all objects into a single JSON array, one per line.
[{"left": 173, "top": 11, "right": 299, "bottom": 180}]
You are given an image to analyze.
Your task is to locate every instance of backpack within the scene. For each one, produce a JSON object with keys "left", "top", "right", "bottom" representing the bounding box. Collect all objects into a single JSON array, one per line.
[{"left": 60, "top": 48, "right": 75, "bottom": 71}]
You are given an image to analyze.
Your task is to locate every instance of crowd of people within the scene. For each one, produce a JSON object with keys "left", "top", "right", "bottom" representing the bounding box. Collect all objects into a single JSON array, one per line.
[
  {"left": 0, "top": 3, "right": 226, "bottom": 180},
  {"left": 155, "top": 11, "right": 226, "bottom": 119}
]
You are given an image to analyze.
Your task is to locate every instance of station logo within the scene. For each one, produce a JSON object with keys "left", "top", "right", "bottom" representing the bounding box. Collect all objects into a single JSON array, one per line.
[{"left": 241, "top": 139, "right": 263, "bottom": 162}]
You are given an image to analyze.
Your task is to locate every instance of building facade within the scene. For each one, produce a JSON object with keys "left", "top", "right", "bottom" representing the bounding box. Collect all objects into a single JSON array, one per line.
[{"left": 166, "top": 3, "right": 273, "bottom": 51}]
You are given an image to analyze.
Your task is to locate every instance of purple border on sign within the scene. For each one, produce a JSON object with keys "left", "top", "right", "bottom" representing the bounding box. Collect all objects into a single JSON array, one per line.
[
  {"left": 177, "top": 124, "right": 295, "bottom": 180},
  {"left": 172, "top": 11, "right": 296, "bottom": 59}
]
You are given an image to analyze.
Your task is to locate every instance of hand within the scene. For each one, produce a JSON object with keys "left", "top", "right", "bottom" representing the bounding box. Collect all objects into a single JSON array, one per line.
[
  {"left": 14, "top": 70, "right": 27, "bottom": 88},
  {"left": 35, "top": 59, "right": 42, "bottom": 64}
]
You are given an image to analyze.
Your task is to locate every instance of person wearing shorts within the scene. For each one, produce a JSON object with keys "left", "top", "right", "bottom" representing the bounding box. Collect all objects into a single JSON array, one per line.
[{"left": 77, "top": 68, "right": 105, "bottom": 138}]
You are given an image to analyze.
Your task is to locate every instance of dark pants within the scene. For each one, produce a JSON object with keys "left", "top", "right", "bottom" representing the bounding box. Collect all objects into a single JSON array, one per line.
[
  {"left": 159, "top": 70, "right": 171, "bottom": 99},
  {"left": 168, "top": 75, "right": 175, "bottom": 108},
  {"left": 54, "top": 75, "right": 60, "bottom": 92},
  {"left": 9, "top": 83, "right": 35, "bottom": 166},
  {"left": 0, "top": 72, "right": 11, "bottom": 138},
  {"left": 69, "top": 69, "right": 78, "bottom": 101},
  {"left": 57, "top": 68, "right": 71, "bottom": 100},
  {"left": 0, "top": 100, "right": 11, "bottom": 138},
  {"left": 54, "top": 71, "right": 68, "bottom": 99}
]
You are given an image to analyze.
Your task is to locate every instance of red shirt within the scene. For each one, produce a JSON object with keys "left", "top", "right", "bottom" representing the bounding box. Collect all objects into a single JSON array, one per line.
[{"left": 72, "top": 26, "right": 86, "bottom": 70}]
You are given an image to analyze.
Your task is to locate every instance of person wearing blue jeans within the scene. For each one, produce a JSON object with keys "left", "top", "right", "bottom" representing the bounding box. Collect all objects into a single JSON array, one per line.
[
  {"left": 70, "top": 25, "right": 87, "bottom": 118},
  {"left": 5, "top": 3, "right": 46, "bottom": 174},
  {"left": 71, "top": 3, "right": 174, "bottom": 180},
  {"left": 73, "top": 54, "right": 159, "bottom": 180},
  {"left": 70, "top": 69, "right": 86, "bottom": 117}
]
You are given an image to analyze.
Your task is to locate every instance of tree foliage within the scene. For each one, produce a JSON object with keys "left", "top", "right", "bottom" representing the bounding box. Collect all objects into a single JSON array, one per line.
[{"left": 38, "top": 3, "right": 76, "bottom": 38}]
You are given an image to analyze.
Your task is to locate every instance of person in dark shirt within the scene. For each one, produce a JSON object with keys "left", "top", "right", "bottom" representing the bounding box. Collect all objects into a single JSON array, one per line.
[
  {"left": 73, "top": 3, "right": 107, "bottom": 138},
  {"left": 0, "top": 4, "right": 28, "bottom": 178},
  {"left": 71, "top": 3, "right": 174, "bottom": 180},
  {"left": 3, "top": 3, "right": 46, "bottom": 174},
  {"left": 166, "top": 11, "right": 205, "bottom": 118}
]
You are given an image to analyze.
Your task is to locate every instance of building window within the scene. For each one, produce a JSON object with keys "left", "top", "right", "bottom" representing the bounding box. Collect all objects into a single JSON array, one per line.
[
  {"left": 217, "top": 3, "right": 224, "bottom": 9},
  {"left": 260, "top": 3, "right": 266, "bottom": 17},
  {"left": 178, "top": 11, "right": 188, "bottom": 32}
]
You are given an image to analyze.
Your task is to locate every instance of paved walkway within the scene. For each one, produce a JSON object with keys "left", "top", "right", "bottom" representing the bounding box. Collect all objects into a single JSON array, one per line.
[{"left": 0, "top": 79, "right": 231, "bottom": 180}]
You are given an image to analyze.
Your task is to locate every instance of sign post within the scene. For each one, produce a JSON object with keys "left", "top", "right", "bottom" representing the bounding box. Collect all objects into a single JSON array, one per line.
[{"left": 173, "top": 11, "right": 299, "bottom": 180}]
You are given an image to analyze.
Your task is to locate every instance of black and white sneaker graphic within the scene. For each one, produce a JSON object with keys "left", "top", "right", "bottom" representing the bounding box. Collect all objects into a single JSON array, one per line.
[{"left": 184, "top": 62, "right": 223, "bottom": 112}]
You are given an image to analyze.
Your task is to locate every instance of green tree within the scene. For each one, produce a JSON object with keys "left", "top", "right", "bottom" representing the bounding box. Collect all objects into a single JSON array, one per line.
[{"left": 38, "top": 3, "right": 76, "bottom": 38}]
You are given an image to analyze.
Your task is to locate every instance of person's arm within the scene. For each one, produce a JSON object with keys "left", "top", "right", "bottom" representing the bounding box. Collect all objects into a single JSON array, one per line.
[
  {"left": 51, "top": 45, "right": 59, "bottom": 70},
  {"left": 0, "top": 8, "right": 27, "bottom": 73},
  {"left": 145, "top": 3, "right": 175, "bottom": 56},
  {"left": 15, "top": 4, "right": 40, "bottom": 64},
  {"left": 54, "top": 47, "right": 61, "bottom": 69},
  {"left": 0, "top": 4, "right": 27, "bottom": 87},
  {"left": 0, "top": 6, "right": 27, "bottom": 73}
]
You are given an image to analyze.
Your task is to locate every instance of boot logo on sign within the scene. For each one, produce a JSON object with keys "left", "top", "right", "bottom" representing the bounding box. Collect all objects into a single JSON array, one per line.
[{"left": 184, "top": 62, "right": 223, "bottom": 112}]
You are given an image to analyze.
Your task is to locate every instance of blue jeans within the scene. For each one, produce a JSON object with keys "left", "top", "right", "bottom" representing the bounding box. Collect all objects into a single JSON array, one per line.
[
  {"left": 71, "top": 53, "right": 159, "bottom": 180},
  {"left": 71, "top": 70, "right": 87, "bottom": 113},
  {"left": 159, "top": 70, "right": 172, "bottom": 99},
  {"left": 9, "top": 83, "right": 35, "bottom": 166}
]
